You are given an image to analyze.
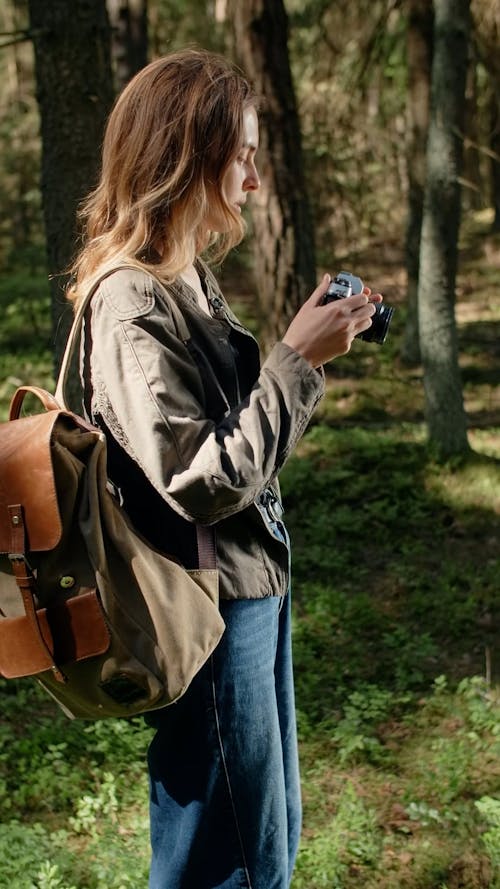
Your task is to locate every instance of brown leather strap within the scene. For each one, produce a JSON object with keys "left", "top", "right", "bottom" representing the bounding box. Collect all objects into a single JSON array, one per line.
[
  {"left": 196, "top": 526, "right": 217, "bottom": 570},
  {"left": 7, "top": 504, "right": 66, "bottom": 683},
  {"left": 9, "top": 386, "right": 60, "bottom": 421},
  {"left": 7, "top": 504, "right": 24, "bottom": 554}
]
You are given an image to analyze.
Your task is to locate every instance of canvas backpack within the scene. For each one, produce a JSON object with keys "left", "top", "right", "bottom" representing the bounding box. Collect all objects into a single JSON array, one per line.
[{"left": 0, "top": 270, "right": 225, "bottom": 719}]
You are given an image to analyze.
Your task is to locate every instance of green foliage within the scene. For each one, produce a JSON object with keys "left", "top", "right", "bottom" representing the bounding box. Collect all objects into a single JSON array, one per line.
[
  {"left": 294, "top": 781, "right": 382, "bottom": 888},
  {"left": 475, "top": 796, "right": 500, "bottom": 869},
  {"left": 0, "top": 271, "right": 51, "bottom": 351},
  {"left": 0, "top": 270, "right": 53, "bottom": 419},
  {"left": 331, "top": 684, "right": 409, "bottom": 764},
  {"left": 153, "top": 0, "right": 226, "bottom": 53},
  {"left": 69, "top": 772, "right": 119, "bottom": 838},
  {"left": 282, "top": 422, "right": 500, "bottom": 750},
  {"left": 0, "top": 681, "right": 152, "bottom": 888},
  {"left": 0, "top": 821, "right": 77, "bottom": 889},
  {"left": 0, "top": 814, "right": 149, "bottom": 889}
]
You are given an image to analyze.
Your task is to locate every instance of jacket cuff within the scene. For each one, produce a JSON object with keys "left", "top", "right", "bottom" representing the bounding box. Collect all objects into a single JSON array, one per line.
[
  {"left": 263, "top": 340, "right": 325, "bottom": 397},
  {"left": 260, "top": 341, "right": 325, "bottom": 462}
]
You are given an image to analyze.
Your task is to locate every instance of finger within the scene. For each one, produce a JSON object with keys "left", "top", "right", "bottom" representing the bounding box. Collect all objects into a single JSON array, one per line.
[
  {"left": 309, "top": 273, "right": 331, "bottom": 306},
  {"left": 355, "top": 315, "right": 375, "bottom": 336},
  {"left": 344, "top": 292, "right": 370, "bottom": 311},
  {"left": 363, "top": 283, "right": 384, "bottom": 304}
]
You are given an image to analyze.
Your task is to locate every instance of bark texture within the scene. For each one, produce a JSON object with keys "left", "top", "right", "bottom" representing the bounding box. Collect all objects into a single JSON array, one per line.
[
  {"left": 418, "top": 0, "right": 471, "bottom": 457},
  {"left": 401, "top": 0, "right": 433, "bottom": 366},
  {"left": 229, "top": 0, "right": 316, "bottom": 350},
  {"left": 107, "top": 0, "right": 148, "bottom": 90},
  {"left": 471, "top": 0, "right": 500, "bottom": 231},
  {"left": 28, "top": 0, "right": 114, "bottom": 370}
]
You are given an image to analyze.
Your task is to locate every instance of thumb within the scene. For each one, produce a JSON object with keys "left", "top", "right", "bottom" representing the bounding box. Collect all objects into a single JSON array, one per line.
[{"left": 308, "top": 273, "right": 331, "bottom": 307}]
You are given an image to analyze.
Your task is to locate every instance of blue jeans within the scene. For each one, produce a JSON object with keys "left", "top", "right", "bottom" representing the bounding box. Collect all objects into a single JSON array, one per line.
[{"left": 146, "top": 591, "right": 302, "bottom": 889}]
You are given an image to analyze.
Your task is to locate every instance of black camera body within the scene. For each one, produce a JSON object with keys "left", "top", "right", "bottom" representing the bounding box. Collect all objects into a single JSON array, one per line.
[{"left": 324, "top": 271, "right": 394, "bottom": 345}]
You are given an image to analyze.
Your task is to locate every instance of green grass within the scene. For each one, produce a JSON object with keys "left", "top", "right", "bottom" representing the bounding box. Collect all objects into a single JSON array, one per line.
[
  {"left": 0, "top": 685, "right": 152, "bottom": 888},
  {"left": 0, "top": 227, "right": 499, "bottom": 887},
  {"left": 1, "top": 676, "right": 498, "bottom": 888}
]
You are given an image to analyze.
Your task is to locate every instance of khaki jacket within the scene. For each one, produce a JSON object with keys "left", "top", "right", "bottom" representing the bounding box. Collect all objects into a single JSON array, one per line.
[{"left": 82, "top": 263, "right": 324, "bottom": 600}]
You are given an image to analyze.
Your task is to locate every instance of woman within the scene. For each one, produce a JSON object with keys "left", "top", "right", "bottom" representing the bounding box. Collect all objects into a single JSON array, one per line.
[{"left": 69, "top": 48, "right": 380, "bottom": 889}]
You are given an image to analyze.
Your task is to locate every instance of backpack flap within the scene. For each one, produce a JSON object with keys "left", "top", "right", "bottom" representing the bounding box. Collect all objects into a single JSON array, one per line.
[
  {"left": 0, "top": 410, "right": 63, "bottom": 555},
  {"left": 0, "top": 406, "right": 110, "bottom": 682}
]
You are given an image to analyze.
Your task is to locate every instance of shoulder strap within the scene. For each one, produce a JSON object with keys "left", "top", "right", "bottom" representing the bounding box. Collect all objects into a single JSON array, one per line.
[{"left": 54, "top": 266, "right": 190, "bottom": 409}]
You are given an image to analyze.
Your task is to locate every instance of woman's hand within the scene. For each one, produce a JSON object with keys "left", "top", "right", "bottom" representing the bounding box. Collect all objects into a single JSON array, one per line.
[{"left": 282, "top": 274, "right": 383, "bottom": 368}]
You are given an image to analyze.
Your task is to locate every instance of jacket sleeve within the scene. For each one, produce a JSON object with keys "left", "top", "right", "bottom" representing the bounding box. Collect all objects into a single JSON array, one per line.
[{"left": 88, "top": 270, "right": 324, "bottom": 524}]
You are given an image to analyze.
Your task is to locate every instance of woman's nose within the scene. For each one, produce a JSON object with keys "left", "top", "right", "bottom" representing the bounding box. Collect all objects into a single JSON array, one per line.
[{"left": 244, "top": 163, "right": 260, "bottom": 191}]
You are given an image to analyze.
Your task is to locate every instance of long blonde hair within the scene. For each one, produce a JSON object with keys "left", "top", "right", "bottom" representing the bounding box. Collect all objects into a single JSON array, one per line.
[{"left": 69, "top": 49, "right": 255, "bottom": 304}]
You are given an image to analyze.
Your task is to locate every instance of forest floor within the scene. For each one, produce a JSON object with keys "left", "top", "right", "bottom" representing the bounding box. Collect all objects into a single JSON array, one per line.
[{"left": 0, "top": 215, "right": 499, "bottom": 889}]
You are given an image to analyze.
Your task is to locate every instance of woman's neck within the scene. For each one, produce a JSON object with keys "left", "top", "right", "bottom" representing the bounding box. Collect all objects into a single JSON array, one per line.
[{"left": 180, "top": 262, "right": 210, "bottom": 316}]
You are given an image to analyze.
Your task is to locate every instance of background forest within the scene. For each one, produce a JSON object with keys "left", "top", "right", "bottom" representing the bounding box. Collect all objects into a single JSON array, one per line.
[{"left": 0, "top": 1, "right": 499, "bottom": 888}]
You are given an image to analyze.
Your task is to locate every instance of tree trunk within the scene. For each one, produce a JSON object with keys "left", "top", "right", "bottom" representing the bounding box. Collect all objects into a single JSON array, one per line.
[
  {"left": 470, "top": 0, "right": 500, "bottom": 230},
  {"left": 1, "top": 0, "right": 41, "bottom": 267},
  {"left": 107, "top": 0, "right": 148, "bottom": 91},
  {"left": 490, "top": 91, "right": 500, "bottom": 232},
  {"left": 228, "top": 0, "right": 316, "bottom": 351},
  {"left": 462, "top": 59, "right": 483, "bottom": 212},
  {"left": 418, "top": 0, "right": 470, "bottom": 458},
  {"left": 401, "top": 0, "right": 433, "bottom": 367},
  {"left": 27, "top": 0, "right": 114, "bottom": 372}
]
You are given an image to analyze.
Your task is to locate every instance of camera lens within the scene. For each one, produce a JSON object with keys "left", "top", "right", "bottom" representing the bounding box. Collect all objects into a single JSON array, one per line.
[{"left": 360, "top": 303, "right": 394, "bottom": 345}]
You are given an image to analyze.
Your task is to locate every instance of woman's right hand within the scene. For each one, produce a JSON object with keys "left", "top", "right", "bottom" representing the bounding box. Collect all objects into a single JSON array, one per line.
[{"left": 282, "top": 274, "right": 381, "bottom": 368}]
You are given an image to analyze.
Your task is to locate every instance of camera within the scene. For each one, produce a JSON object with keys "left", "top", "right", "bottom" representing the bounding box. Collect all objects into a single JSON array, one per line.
[{"left": 323, "top": 271, "right": 394, "bottom": 345}]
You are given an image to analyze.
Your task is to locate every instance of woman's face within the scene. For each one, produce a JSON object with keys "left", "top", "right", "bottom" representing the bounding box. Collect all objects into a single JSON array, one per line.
[{"left": 204, "top": 105, "right": 260, "bottom": 234}]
